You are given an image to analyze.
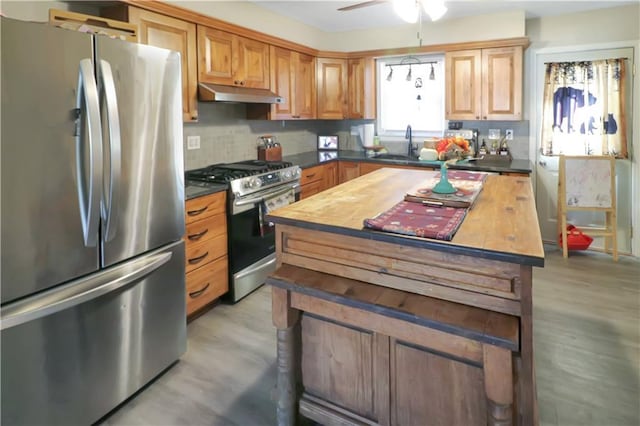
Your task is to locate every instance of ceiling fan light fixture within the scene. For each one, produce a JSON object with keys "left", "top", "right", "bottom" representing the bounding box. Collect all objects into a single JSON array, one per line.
[
  {"left": 393, "top": 0, "right": 419, "bottom": 23},
  {"left": 423, "top": 0, "right": 447, "bottom": 21}
]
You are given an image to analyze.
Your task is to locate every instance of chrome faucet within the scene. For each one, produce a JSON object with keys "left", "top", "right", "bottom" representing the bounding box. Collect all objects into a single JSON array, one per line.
[{"left": 405, "top": 125, "right": 415, "bottom": 157}]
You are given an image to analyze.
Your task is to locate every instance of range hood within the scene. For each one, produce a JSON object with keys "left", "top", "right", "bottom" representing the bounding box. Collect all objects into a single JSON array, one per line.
[{"left": 198, "top": 83, "right": 284, "bottom": 104}]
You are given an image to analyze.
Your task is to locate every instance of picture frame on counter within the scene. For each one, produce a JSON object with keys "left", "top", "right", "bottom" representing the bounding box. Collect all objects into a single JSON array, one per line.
[{"left": 318, "top": 135, "right": 339, "bottom": 151}]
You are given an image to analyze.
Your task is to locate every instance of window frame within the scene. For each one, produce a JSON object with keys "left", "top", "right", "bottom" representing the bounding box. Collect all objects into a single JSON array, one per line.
[{"left": 376, "top": 54, "right": 446, "bottom": 141}]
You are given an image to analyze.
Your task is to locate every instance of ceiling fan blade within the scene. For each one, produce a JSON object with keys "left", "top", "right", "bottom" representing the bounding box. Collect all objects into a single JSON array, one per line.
[{"left": 338, "top": 0, "right": 388, "bottom": 12}]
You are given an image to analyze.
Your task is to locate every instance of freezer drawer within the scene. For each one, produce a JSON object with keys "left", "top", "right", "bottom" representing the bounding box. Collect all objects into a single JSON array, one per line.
[{"left": 0, "top": 240, "right": 186, "bottom": 425}]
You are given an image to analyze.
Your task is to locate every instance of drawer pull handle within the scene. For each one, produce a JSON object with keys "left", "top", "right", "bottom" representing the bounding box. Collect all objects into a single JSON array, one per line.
[
  {"left": 189, "top": 283, "right": 210, "bottom": 298},
  {"left": 187, "top": 206, "right": 208, "bottom": 216},
  {"left": 305, "top": 173, "right": 316, "bottom": 178},
  {"left": 188, "top": 251, "right": 209, "bottom": 264},
  {"left": 188, "top": 229, "right": 209, "bottom": 241}
]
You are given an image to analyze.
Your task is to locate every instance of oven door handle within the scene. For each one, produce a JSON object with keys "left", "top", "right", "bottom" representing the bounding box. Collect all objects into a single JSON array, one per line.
[
  {"left": 234, "top": 255, "right": 276, "bottom": 281},
  {"left": 234, "top": 184, "right": 298, "bottom": 207}
]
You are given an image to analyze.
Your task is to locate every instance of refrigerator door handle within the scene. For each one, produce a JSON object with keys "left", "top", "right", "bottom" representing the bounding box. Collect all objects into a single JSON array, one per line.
[
  {"left": 76, "top": 58, "right": 103, "bottom": 247},
  {"left": 99, "top": 59, "right": 122, "bottom": 242},
  {"left": 0, "top": 250, "right": 173, "bottom": 331}
]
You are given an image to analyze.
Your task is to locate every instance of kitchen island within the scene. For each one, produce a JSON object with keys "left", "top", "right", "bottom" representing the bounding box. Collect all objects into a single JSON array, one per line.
[{"left": 266, "top": 168, "right": 544, "bottom": 426}]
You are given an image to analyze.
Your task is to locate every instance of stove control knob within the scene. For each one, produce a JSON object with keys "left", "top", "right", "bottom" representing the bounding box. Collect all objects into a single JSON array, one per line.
[
  {"left": 283, "top": 170, "right": 292, "bottom": 179},
  {"left": 249, "top": 177, "right": 262, "bottom": 189}
]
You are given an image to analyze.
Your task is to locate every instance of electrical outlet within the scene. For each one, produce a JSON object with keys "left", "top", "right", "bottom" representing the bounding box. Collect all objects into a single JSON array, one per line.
[
  {"left": 187, "top": 135, "right": 200, "bottom": 150},
  {"left": 488, "top": 129, "right": 500, "bottom": 140},
  {"left": 505, "top": 129, "right": 514, "bottom": 140}
]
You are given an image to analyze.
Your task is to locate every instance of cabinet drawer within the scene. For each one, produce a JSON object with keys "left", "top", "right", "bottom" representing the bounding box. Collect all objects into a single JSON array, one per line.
[
  {"left": 185, "top": 192, "right": 226, "bottom": 224},
  {"left": 186, "top": 255, "right": 228, "bottom": 315},
  {"left": 300, "top": 181, "right": 322, "bottom": 200},
  {"left": 185, "top": 232, "right": 227, "bottom": 273},
  {"left": 300, "top": 165, "right": 323, "bottom": 185},
  {"left": 185, "top": 213, "right": 226, "bottom": 244}
]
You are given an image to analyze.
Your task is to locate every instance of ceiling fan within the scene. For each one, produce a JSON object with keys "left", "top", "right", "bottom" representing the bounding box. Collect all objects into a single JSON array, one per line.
[{"left": 338, "top": 0, "right": 447, "bottom": 23}]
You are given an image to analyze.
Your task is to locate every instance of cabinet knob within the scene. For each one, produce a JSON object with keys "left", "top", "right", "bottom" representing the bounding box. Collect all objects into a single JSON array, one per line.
[
  {"left": 483, "top": 116, "right": 487, "bottom": 120},
  {"left": 240, "top": 81, "right": 245, "bottom": 86},
  {"left": 475, "top": 116, "right": 480, "bottom": 119}
]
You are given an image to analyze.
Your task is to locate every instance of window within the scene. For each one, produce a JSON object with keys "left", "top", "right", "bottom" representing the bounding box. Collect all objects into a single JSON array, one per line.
[
  {"left": 541, "top": 59, "right": 629, "bottom": 158},
  {"left": 377, "top": 55, "right": 445, "bottom": 138}
]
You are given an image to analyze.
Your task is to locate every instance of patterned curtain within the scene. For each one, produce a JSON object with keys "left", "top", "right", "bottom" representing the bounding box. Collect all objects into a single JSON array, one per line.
[{"left": 541, "top": 59, "right": 628, "bottom": 158}]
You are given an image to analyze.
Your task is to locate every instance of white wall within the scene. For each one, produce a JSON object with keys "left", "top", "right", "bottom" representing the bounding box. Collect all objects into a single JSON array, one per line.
[{"left": 0, "top": 0, "right": 100, "bottom": 21}]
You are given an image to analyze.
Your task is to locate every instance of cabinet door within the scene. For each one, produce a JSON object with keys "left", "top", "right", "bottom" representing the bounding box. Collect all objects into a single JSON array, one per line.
[
  {"left": 317, "top": 58, "right": 347, "bottom": 119},
  {"left": 129, "top": 7, "right": 198, "bottom": 122},
  {"left": 482, "top": 46, "right": 522, "bottom": 120},
  {"left": 338, "top": 161, "right": 360, "bottom": 184},
  {"left": 322, "top": 162, "right": 338, "bottom": 190},
  {"left": 359, "top": 162, "right": 385, "bottom": 176},
  {"left": 295, "top": 52, "right": 317, "bottom": 119},
  {"left": 236, "top": 36, "right": 270, "bottom": 89},
  {"left": 348, "top": 57, "right": 376, "bottom": 119},
  {"left": 445, "top": 50, "right": 482, "bottom": 121},
  {"left": 270, "top": 46, "right": 294, "bottom": 119},
  {"left": 197, "top": 26, "right": 235, "bottom": 86}
]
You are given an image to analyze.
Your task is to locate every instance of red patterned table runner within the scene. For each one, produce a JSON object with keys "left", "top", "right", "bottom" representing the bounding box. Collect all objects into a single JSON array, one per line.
[
  {"left": 363, "top": 170, "right": 489, "bottom": 241},
  {"left": 363, "top": 201, "right": 467, "bottom": 241}
]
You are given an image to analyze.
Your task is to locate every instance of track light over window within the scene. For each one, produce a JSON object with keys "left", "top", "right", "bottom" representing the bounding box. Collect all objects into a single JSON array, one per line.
[
  {"left": 429, "top": 63, "right": 435, "bottom": 80},
  {"left": 386, "top": 66, "right": 394, "bottom": 81},
  {"left": 406, "top": 65, "right": 412, "bottom": 81}
]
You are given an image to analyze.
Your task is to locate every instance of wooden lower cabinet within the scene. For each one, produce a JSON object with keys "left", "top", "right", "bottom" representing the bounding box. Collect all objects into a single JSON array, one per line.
[
  {"left": 338, "top": 161, "right": 360, "bottom": 184},
  {"left": 322, "top": 162, "right": 338, "bottom": 189},
  {"left": 300, "top": 162, "right": 339, "bottom": 199},
  {"left": 184, "top": 191, "right": 229, "bottom": 317},
  {"left": 270, "top": 265, "right": 520, "bottom": 426}
]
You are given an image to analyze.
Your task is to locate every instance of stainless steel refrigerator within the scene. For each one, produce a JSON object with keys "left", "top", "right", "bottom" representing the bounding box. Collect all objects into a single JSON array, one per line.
[{"left": 1, "top": 17, "right": 186, "bottom": 425}]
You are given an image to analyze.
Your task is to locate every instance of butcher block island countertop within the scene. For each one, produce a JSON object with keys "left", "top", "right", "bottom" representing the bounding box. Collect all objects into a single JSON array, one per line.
[{"left": 266, "top": 168, "right": 545, "bottom": 426}]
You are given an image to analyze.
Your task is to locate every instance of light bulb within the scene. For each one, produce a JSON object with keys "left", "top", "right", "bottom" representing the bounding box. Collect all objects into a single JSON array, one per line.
[
  {"left": 393, "top": 0, "right": 419, "bottom": 24},
  {"left": 423, "top": 0, "right": 447, "bottom": 21},
  {"left": 386, "top": 66, "right": 393, "bottom": 81},
  {"left": 406, "top": 65, "right": 412, "bottom": 81},
  {"left": 429, "top": 63, "right": 435, "bottom": 80}
]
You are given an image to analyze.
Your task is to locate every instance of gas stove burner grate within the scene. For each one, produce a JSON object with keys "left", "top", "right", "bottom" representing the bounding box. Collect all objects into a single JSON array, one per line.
[{"left": 186, "top": 160, "right": 295, "bottom": 184}]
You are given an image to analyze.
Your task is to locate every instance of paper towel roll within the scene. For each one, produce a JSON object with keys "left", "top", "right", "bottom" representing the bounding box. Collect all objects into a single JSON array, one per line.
[{"left": 363, "top": 123, "right": 375, "bottom": 147}]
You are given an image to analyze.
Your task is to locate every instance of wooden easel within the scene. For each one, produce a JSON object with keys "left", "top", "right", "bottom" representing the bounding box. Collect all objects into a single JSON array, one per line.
[{"left": 558, "top": 155, "right": 617, "bottom": 261}]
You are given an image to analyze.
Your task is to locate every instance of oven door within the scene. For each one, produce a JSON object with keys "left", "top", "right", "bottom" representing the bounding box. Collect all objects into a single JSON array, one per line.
[{"left": 228, "top": 182, "right": 300, "bottom": 301}]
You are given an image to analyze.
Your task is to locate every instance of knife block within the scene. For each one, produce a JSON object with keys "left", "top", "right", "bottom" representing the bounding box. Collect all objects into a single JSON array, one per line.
[{"left": 258, "top": 145, "right": 282, "bottom": 161}]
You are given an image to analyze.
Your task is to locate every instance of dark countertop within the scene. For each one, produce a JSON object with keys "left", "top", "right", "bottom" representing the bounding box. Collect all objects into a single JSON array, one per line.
[
  {"left": 185, "top": 180, "right": 227, "bottom": 200},
  {"left": 283, "top": 150, "right": 532, "bottom": 175}
]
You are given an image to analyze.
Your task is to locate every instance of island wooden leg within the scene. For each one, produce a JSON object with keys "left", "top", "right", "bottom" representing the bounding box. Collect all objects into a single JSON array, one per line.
[
  {"left": 484, "top": 345, "right": 513, "bottom": 426},
  {"left": 519, "top": 266, "right": 537, "bottom": 426},
  {"left": 272, "top": 286, "right": 301, "bottom": 426}
]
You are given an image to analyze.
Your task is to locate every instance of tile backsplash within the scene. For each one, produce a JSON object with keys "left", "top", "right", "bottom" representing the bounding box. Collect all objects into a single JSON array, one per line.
[
  {"left": 183, "top": 102, "right": 366, "bottom": 170},
  {"left": 183, "top": 103, "right": 530, "bottom": 170}
]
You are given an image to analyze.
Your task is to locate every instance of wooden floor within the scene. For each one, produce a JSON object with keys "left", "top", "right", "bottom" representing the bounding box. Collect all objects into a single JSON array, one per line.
[{"left": 101, "top": 245, "right": 639, "bottom": 426}]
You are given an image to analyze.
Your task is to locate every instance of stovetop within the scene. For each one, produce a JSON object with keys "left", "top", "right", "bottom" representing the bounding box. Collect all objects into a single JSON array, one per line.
[
  {"left": 186, "top": 160, "right": 301, "bottom": 198},
  {"left": 186, "top": 160, "right": 294, "bottom": 183}
]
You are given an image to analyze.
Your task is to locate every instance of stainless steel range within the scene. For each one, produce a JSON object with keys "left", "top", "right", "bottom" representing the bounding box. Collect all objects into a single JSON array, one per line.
[{"left": 187, "top": 160, "right": 301, "bottom": 302}]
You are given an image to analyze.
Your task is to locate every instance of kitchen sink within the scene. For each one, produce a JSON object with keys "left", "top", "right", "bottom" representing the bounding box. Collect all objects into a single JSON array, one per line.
[{"left": 372, "top": 153, "right": 418, "bottom": 161}]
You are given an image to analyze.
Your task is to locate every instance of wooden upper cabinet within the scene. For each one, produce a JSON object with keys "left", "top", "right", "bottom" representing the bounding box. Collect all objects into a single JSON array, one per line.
[
  {"left": 317, "top": 58, "right": 348, "bottom": 120},
  {"left": 109, "top": 6, "right": 198, "bottom": 122},
  {"left": 270, "top": 46, "right": 316, "bottom": 120},
  {"left": 445, "top": 46, "right": 522, "bottom": 121},
  {"left": 482, "top": 46, "right": 522, "bottom": 120},
  {"left": 347, "top": 57, "right": 376, "bottom": 119},
  {"left": 295, "top": 53, "right": 317, "bottom": 119},
  {"left": 445, "top": 50, "right": 482, "bottom": 121},
  {"left": 198, "top": 26, "right": 270, "bottom": 89}
]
